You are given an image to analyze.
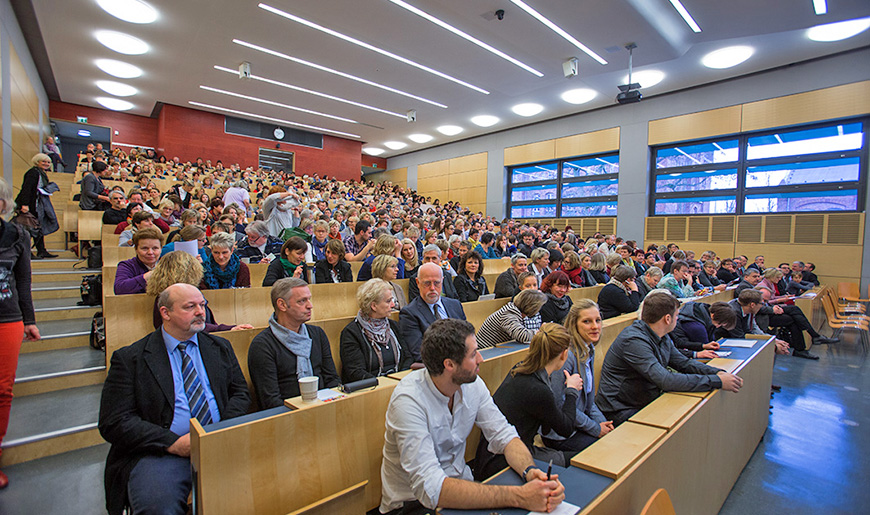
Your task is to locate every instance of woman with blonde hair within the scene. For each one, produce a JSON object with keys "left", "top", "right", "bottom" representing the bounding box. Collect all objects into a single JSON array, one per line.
[
  {"left": 201, "top": 231, "right": 250, "bottom": 289},
  {"left": 357, "top": 233, "right": 405, "bottom": 281},
  {"left": 371, "top": 254, "right": 407, "bottom": 310},
  {"left": 146, "top": 251, "right": 252, "bottom": 332},
  {"left": 587, "top": 252, "right": 609, "bottom": 285},
  {"left": 15, "top": 153, "right": 58, "bottom": 259},
  {"left": 401, "top": 238, "right": 419, "bottom": 276},
  {"left": 473, "top": 323, "right": 583, "bottom": 479},
  {"left": 542, "top": 300, "right": 613, "bottom": 455}
]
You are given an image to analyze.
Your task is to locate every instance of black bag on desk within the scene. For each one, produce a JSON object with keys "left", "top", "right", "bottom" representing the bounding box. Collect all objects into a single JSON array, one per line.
[
  {"left": 79, "top": 274, "right": 102, "bottom": 306},
  {"left": 87, "top": 245, "right": 102, "bottom": 269}
]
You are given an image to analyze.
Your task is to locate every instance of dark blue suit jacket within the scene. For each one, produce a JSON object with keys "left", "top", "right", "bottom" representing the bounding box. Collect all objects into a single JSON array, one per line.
[{"left": 399, "top": 296, "right": 466, "bottom": 361}]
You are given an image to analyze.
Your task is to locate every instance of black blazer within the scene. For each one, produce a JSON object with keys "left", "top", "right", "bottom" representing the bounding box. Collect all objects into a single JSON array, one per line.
[
  {"left": 408, "top": 269, "right": 458, "bottom": 301},
  {"left": 399, "top": 296, "right": 466, "bottom": 362},
  {"left": 453, "top": 273, "right": 489, "bottom": 302},
  {"left": 98, "top": 330, "right": 250, "bottom": 515},
  {"left": 15, "top": 166, "right": 44, "bottom": 214},
  {"left": 262, "top": 258, "right": 310, "bottom": 286},
  {"left": 339, "top": 319, "right": 412, "bottom": 383},
  {"left": 247, "top": 324, "right": 340, "bottom": 410},
  {"left": 313, "top": 258, "right": 353, "bottom": 283},
  {"left": 597, "top": 283, "right": 641, "bottom": 320},
  {"left": 698, "top": 270, "right": 722, "bottom": 287}
]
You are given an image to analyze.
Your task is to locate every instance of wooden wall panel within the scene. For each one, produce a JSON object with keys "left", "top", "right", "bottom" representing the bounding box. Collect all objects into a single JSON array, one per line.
[
  {"left": 554, "top": 127, "right": 620, "bottom": 159},
  {"left": 416, "top": 177, "right": 444, "bottom": 192},
  {"left": 448, "top": 169, "right": 486, "bottom": 189},
  {"left": 415, "top": 153, "right": 488, "bottom": 214},
  {"left": 369, "top": 167, "right": 407, "bottom": 188},
  {"left": 449, "top": 152, "right": 486, "bottom": 173},
  {"left": 9, "top": 44, "right": 40, "bottom": 192},
  {"left": 504, "top": 140, "right": 555, "bottom": 166},
  {"left": 417, "top": 160, "right": 449, "bottom": 178},
  {"left": 9, "top": 45, "right": 39, "bottom": 121},
  {"left": 741, "top": 81, "right": 870, "bottom": 132},
  {"left": 649, "top": 106, "right": 742, "bottom": 145}
]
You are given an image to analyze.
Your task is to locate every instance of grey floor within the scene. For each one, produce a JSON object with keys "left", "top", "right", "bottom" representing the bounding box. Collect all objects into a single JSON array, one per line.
[{"left": 0, "top": 335, "right": 867, "bottom": 514}]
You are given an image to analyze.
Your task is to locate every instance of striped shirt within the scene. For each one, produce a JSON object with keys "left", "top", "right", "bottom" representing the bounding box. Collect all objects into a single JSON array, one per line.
[{"left": 477, "top": 303, "right": 535, "bottom": 349}]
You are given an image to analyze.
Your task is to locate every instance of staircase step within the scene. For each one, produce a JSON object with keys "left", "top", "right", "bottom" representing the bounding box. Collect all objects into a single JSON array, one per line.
[
  {"left": 22, "top": 319, "right": 94, "bottom": 353},
  {"left": 30, "top": 269, "right": 99, "bottom": 283},
  {"left": 30, "top": 258, "right": 84, "bottom": 270},
  {"left": 34, "top": 298, "right": 100, "bottom": 322},
  {"left": 1, "top": 384, "right": 104, "bottom": 467},
  {"left": 31, "top": 279, "right": 83, "bottom": 300},
  {"left": 14, "top": 347, "right": 106, "bottom": 396}
]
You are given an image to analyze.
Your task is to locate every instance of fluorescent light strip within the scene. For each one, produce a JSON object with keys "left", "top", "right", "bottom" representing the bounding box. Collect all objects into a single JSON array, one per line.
[
  {"left": 510, "top": 0, "right": 607, "bottom": 65},
  {"left": 234, "top": 39, "right": 447, "bottom": 108},
  {"left": 188, "top": 101, "right": 361, "bottom": 138},
  {"left": 258, "top": 3, "right": 489, "bottom": 94},
  {"left": 668, "top": 0, "right": 702, "bottom": 32},
  {"left": 200, "top": 85, "right": 357, "bottom": 124},
  {"left": 813, "top": 0, "right": 827, "bottom": 15},
  {"left": 387, "top": 0, "right": 543, "bottom": 77},
  {"left": 214, "top": 65, "right": 406, "bottom": 119}
]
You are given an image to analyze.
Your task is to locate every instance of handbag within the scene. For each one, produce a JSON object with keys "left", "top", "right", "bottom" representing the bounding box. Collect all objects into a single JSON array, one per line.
[{"left": 11, "top": 210, "right": 40, "bottom": 238}]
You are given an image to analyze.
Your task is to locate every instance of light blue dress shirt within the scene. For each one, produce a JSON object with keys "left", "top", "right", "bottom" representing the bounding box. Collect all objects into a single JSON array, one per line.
[{"left": 162, "top": 328, "right": 222, "bottom": 435}]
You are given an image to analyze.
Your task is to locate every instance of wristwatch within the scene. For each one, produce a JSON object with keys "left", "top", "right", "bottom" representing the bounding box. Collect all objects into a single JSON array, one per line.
[{"left": 522, "top": 465, "right": 538, "bottom": 482}]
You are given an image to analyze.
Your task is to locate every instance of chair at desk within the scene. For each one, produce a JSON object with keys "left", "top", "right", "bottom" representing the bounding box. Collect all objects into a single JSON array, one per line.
[
  {"left": 285, "top": 481, "right": 368, "bottom": 515},
  {"left": 640, "top": 488, "right": 676, "bottom": 515}
]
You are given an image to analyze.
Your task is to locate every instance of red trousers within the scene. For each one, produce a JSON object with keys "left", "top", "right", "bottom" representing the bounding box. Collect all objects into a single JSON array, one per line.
[{"left": 0, "top": 321, "right": 24, "bottom": 458}]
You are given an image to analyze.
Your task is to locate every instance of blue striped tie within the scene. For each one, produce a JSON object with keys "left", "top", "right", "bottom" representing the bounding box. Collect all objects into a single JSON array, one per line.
[{"left": 178, "top": 341, "right": 213, "bottom": 426}]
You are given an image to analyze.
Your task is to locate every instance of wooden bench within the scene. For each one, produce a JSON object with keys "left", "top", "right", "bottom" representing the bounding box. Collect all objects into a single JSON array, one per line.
[{"left": 77, "top": 210, "right": 104, "bottom": 241}]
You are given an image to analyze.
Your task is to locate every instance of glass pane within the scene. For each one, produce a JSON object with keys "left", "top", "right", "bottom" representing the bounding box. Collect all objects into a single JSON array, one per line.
[
  {"left": 655, "top": 169, "right": 737, "bottom": 193},
  {"left": 747, "top": 122, "right": 863, "bottom": 160},
  {"left": 560, "top": 201, "right": 617, "bottom": 217},
  {"left": 654, "top": 196, "right": 736, "bottom": 215},
  {"left": 511, "top": 184, "right": 557, "bottom": 202},
  {"left": 562, "top": 178, "right": 618, "bottom": 198},
  {"left": 745, "top": 157, "right": 860, "bottom": 188},
  {"left": 563, "top": 155, "right": 618, "bottom": 178},
  {"left": 744, "top": 190, "right": 858, "bottom": 213},
  {"left": 510, "top": 204, "right": 557, "bottom": 218},
  {"left": 511, "top": 163, "right": 558, "bottom": 184},
  {"left": 655, "top": 140, "right": 739, "bottom": 169}
]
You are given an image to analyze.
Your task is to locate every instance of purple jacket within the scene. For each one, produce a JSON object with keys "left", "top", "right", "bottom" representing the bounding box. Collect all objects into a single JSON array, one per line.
[{"left": 114, "top": 257, "right": 150, "bottom": 295}]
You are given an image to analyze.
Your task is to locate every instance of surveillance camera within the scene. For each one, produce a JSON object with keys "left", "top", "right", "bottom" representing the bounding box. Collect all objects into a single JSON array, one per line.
[{"left": 495, "top": 9, "right": 505, "bottom": 20}]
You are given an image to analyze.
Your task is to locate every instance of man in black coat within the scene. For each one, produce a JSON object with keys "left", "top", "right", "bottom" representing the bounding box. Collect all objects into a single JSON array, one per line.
[
  {"left": 99, "top": 284, "right": 250, "bottom": 515},
  {"left": 400, "top": 263, "right": 466, "bottom": 361},
  {"left": 408, "top": 245, "right": 458, "bottom": 301}
]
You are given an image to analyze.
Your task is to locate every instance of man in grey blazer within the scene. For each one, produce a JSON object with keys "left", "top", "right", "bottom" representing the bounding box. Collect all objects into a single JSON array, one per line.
[{"left": 400, "top": 262, "right": 466, "bottom": 362}]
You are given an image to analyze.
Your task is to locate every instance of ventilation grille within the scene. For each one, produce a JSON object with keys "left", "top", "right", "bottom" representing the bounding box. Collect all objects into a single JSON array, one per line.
[
  {"left": 688, "top": 217, "right": 710, "bottom": 241},
  {"left": 581, "top": 219, "right": 598, "bottom": 236},
  {"left": 710, "top": 217, "right": 735, "bottom": 242},
  {"left": 646, "top": 218, "right": 666, "bottom": 241},
  {"left": 793, "top": 214, "right": 824, "bottom": 244},
  {"left": 598, "top": 218, "right": 616, "bottom": 234},
  {"left": 827, "top": 213, "right": 862, "bottom": 244},
  {"left": 737, "top": 216, "right": 763, "bottom": 242},
  {"left": 665, "top": 217, "right": 687, "bottom": 241},
  {"left": 764, "top": 215, "right": 792, "bottom": 243}
]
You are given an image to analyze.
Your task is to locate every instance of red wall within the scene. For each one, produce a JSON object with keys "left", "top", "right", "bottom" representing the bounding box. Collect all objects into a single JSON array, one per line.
[
  {"left": 157, "top": 104, "right": 362, "bottom": 181},
  {"left": 50, "top": 100, "right": 158, "bottom": 148},
  {"left": 362, "top": 155, "right": 387, "bottom": 169}
]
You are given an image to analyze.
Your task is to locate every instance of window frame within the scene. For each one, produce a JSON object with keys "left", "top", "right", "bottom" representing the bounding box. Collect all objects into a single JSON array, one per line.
[
  {"left": 507, "top": 151, "right": 619, "bottom": 219},
  {"left": 648, "top": 117, "right": 868, "bottom": 216}
]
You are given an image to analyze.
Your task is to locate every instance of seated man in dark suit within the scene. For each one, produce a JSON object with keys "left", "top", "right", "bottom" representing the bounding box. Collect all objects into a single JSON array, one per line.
[
  {"left": 248, "top": 277, "right": 340, "bottom": 410},
  {"left": 400, "top": 262, "right": 466, "bottom": 362},
  {"left": 99, "top": 283, "right": 250, "bottom": 515},
  {"left": 494, "top": 253, "right": 528, "bottom": 299},
  {"left": 734, "top": 268, "right": 762, "bottom": 295},
  {"left": 408, "top": 244, "right": 458, "bottom": 301}
]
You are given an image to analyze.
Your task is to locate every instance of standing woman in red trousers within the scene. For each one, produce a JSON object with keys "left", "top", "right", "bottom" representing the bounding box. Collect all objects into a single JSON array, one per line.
[{"left": 0, "top": 178, "right": 41, "bottom": 488}]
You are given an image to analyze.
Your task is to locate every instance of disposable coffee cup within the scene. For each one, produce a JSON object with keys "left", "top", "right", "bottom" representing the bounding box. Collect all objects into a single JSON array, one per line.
[{"left": 299, "top": 376, "right": 319, "bottom": 402}]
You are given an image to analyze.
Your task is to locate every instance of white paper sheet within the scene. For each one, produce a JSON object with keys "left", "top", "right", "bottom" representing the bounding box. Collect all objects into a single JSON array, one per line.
[
  {"left": 174, "top": 240, "right": 198, "bottom": 257},
  {"left": 719, "top": 339, "right": 756, "bottom": 348},
  {"left": 714, "top": 351, "right": 732, "bottom": 357},
  {"left": 316, "top": 389, "right": 346, "bottom": 402},
  {"left": 530, "top": 501, "right": 581, "bottom": 515}
]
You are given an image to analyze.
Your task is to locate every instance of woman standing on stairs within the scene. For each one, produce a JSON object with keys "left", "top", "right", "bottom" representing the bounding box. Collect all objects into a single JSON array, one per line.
[
  {"left": 0, "top": 178, "right": 41, "bottom": 489},
  {"left": 14, "top": 153, "right": 59, "bottom": 259}
]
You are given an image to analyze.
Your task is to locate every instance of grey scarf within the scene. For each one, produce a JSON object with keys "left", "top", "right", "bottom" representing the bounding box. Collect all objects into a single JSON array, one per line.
[
  {"left": 608, "top": 277, "right": 631, "bottom": 296},
  {"left": 269, "top": 314, "right": 314, "bottom": 379},
  {"left": 355, "top": 311, "right": 401, "bottom": 375}
]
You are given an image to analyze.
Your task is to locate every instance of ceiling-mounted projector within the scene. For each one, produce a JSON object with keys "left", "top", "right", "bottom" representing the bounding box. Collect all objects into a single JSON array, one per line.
[{"left": 616, "top": 43, "right": 642, "bottom": 104}]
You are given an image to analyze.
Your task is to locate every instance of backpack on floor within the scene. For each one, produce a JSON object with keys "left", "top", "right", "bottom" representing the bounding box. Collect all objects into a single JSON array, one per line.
[
  {"left": 87, "top": 245, "right": 103, "bottom": 269},
  {"left": 89, "top": 311, "right": 105, "bottom": 351},
  {"left": 79, "top": 274, "right": 102, "bottom": 306}
]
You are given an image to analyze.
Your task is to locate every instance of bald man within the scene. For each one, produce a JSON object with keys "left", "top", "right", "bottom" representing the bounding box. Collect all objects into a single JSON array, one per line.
[
  {"left": 400, "top": 262, "right": 467, "bottom": 362},
  {"left": 99, "top": 284, "right": 250, "bottom": 515}
]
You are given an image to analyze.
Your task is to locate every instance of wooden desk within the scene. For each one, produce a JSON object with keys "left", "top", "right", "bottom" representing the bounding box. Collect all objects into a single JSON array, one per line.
[
  {"left": 571, "top": 422, "right": 666, "bottom": 479},
  {"left": 78, "top": 210, "right": 103, "bottom": 240},
  {"left": 629, "top": 393, "right": 702, "bottom": 431}
]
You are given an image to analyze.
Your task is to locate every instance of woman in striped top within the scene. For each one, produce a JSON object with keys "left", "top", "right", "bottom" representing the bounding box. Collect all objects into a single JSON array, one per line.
[{"left": 476, "top": 289, "right": 547, "bottom": 349}]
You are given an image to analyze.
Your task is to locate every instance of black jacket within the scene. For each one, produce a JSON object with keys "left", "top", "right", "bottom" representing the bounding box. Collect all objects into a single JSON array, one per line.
[
  {"left": 671, "top": 302, "right": 713, "bottom": 352},
  {"left": 494, "top": 269, "right": 519, "bottom": 299},
  {"left": 0, "top": 220, "right": 35, "bottom": 325},
  {"left": 262, "top": 258, "right": 310, "bottom": 286},
  {"left": 453, "top": 273, "right": 489, "bottom": 302},
  {"left": 339, "top": 319, "right": 412, "bottom": 383},
  {"left": 698, "top": 270, "right": 722, "bottom": 288},
  {"left": 597, "top": 283, "right": 641, "bottom": 320},
  {"left": 98, "top": 330, "right": 250, "bottom": 515},
  {"left": 589, "top": 270, "right": 609, "bottom": 285},
  {"left": 539, "top": 295, "right": 573, "bottom": 324},
  {"left": 15, "top": 166, "right": 46, "bottom": 214},
  {"left": 313, "top": 258, "right": 353, "bottom": 283},
  {"left": 247, "top": 324, "right": 340, "bottom": 410},
  {"left": 717, "top": 268, "right": 738, "bottom": 283}
]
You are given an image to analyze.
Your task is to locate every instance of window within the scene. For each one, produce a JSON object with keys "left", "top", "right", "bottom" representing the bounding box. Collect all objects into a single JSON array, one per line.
[
  {"left": 650, "top": 118, "right": 867, "bottom": 215},
  {"left": 507, "top": 152, "right": 618, "bottom": 219}
]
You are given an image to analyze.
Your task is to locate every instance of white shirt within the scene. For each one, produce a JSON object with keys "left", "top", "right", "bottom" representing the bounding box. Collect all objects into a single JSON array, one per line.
[{"left": 380, "top": 369, "right": 519, "bottom": 512}]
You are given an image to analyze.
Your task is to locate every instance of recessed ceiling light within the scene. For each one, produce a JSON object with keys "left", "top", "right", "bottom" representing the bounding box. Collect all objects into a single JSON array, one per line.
[
  {"left": 95, "top": 59, "right": 143, "bottom": 79},
  {"left": 259, "top": 3, "right": 489, "bottom": 94},
  {"left": 96, "top": 80, "right": 138, "bottom": 97},
  {"left": 437, "top": 125, "right": 464, "bottom": 136},
  {"left": 807, "top": 17, "right": 870, "bottom": 42},
  {"left": 813, "top": 0, "right": 827, "bottom": 15},
  {"left": 408, "top": 134, "right": 434, "bottom": 143},
  {"left": 189, "top": 101, "right": 360, "bottom": 138},
  {"left": 622, "top": 70, "right": 665, "bottom": 88},
  {"left": 97, "top": 97, "right": 134, "bottom": 111},
  {"left": 96, "top": 0, "right": 158, "bottom": 24},
  {"left": 668, "top": 0, "right": 702, "bottom": 33},
  {"left": 701, "top": 46, "right": 754, "bottom": 69},
  {"left": 233, "top": 39, "right": 447, "bottom": 108},
  {"left": 471, "top": 115, "right": 500, "bottom": 127},
  {"left": 510, "top": 0, "right": 607, "bottom": 65},
  {"left": 200, "top": 85, "right": 358, "bottom": 124},
  {"left": 561, "top": 88, "right": 597, "bottom": 104},
  {"left": 511, "top": 103, "right": 544, "bottom": 117},
  {"left": 384, "top": 141, "right": 408, "bottom": 150},
  {"left": 363, "top": 147, "right": 385, "bottom": 156},
  {"left": 213, "top": 65, "right": 406, "bottom": 119},
  {"left": 386, "top": 0, "right": 543, "bottom": 77},
  {"left": 95, "top": 30, "right": 149, "bottom": 55}
]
